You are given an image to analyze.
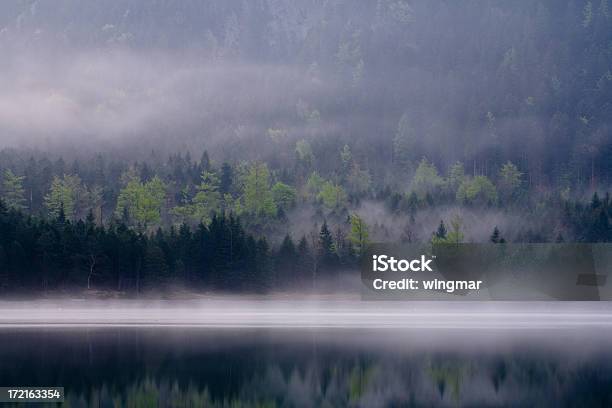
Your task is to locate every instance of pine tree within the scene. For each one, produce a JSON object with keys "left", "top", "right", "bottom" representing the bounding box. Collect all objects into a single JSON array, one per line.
[
  {"left": 200, "top": 151, "right": 211, "bottom": 172},
  {"left": 318, "top": 221, "right": 337, "bottom": 271},
  {"left": 435, "top": 220, "right": 447, "bottom": 240},
  {"left": 296, "top": 236, "right": 312, "bottom": 283},
  {"left": 144, "top": 243, "right": 169, "bottom": 289},
  {"left": 1, "top": 170, "right": 27, "bottom": 211},
  {"left": 276, "top": 234, "right": 296, "bottom": 286},
  {"left": 220, "top": 162, "right": 233, "bottom": 194},
  {"left": 591, "top": 192, "right": 601, "bottom": 209},
  {"left": 490, "top": 226, "right": 500, "bottom": 243}
]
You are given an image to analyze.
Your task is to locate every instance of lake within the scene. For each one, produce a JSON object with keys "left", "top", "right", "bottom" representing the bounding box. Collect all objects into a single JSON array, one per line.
[{"left": 0, "top": 301, "right": 611, "bottom": 407}]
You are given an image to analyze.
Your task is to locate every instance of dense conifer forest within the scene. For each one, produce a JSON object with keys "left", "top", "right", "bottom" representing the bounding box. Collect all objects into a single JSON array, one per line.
[{"left": 1, "top": 150, "right": 612, "bottom": 293}]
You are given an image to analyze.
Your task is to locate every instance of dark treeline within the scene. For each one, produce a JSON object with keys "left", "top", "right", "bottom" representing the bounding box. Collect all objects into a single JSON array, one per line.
[
  {"left": 0, "top": 200, "right": 358, "bottom": 294},
  {"left": 2, "top": 189, "right": 612, "bottom": 293}
]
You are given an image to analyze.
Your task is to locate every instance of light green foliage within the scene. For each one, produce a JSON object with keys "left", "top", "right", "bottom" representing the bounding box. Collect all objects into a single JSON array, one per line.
[
  {"left": 115, "top": 171, "right": 141, "bottom": 222},
  {"left": 88, "top": 185, "right": 104, "bottom": 224},
  {"left": 349, "top": 214, "right": 369, "bottom": 256},
  {"left": 45, "top": 174, "right": 85, "bottom": 220},
  {"left": 393, "top": 113, "right": 415, "bottom": 169},
  {"left": 305, "top": 172, "right": 325, "bottom": 199},
  {"left": 318, "top": 181, "right": 348, "bottom": 210},
  {"left": 172, "top": 171, "right": 221, "bottom": 225},
  {"left": 243, "top": 162, "right": 276, "bottom": 218},
  {"left": 266, "top": 128, "right": 287, "bottom": 142},
  {"left": 412, "top": 158, "right": 443, "bottom": 197},
  {"left": 171, "top": 203, "right": 195, "bottom": 226},
  {"left": 456, "top": 176, "right": 498, "bottom": 205},
  {"left": 192, "top": 171, "right": 221, "bottom": 223},
  {"left": 231, "top": 161, "right": 250, "bottom": 194},
  {"left": 498, "top": 161, "right": 522, "bottom": 196},
  {"left": 116, "top": 174, "right": 167, "bottom": 228},
  {"left": 1, "top": 169, "right": 26, "bottom": 211},
  {"left": 222, "top": 193, "right": 239, "bottom": 216},
  {"left": 295, "top": 139, "right": 314, "bottom": 165},
  {"left": 448, "top": 162, "right": 466, "bottom": 191},
  {"left": 138, "top": 177, "right": 166, "bottom": 227},
  {"left": 446, "top": 215, "right": 464, "bottom": 244},
  {"left": 271, "top": 182, "right": 297, "bottom": 211}
]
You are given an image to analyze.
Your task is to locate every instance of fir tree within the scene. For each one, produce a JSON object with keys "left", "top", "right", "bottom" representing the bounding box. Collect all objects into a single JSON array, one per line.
[
  {"left": 490, "top": 226, "right": 501, "bottom": 243},
  {"left": 318, "top": 221, "right": 337, "bottom": 272}
]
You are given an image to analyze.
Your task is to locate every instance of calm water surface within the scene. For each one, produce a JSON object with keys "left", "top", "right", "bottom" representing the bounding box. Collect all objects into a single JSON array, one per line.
[{"left": 1, "top": 326, "right": 612, "bottom": 407}]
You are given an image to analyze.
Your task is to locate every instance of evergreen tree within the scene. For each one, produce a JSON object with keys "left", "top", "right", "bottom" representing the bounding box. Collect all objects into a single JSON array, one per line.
[
  {"left": 143, "top": 243, "right": 169, "bottom": 289},
  {"left": 296, "top": 236, "right": 313, "bottom": 283},
  {"left": 432, "top": 220, "right": 447, "bottom": 243},
  {"left": 275, "top": 234, "right": 296, "bottom": 286},
  {"left": 490, "top": 226, "right": 501, "bottom": 243},
  {"left": 318, "top": 221, "right": 337, "bottom": 272},
  {"left": 200, "top": 151, "right": 211, "bottom": 172},
  {"left": 220, "top": 162, "right": 233, "bottom": 194},
  {"left": 1, "top": 170, "right": 27, "bottom": 211}
]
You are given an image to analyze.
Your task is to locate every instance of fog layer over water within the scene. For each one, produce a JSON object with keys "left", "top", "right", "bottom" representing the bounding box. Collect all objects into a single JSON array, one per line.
[{"left": 1, "top": 299, "right": 611, "bottom": 328}]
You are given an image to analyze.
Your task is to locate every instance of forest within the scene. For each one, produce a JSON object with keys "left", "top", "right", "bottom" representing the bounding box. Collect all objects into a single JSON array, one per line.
[
  {"left": 1, "top": 148, "right": 611, "bottom": 293},
  {"left": 0, "top": 0, "right": 611, "bottom": 293}
]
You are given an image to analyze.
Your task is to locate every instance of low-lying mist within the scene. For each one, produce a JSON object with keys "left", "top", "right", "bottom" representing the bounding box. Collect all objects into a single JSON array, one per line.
[
  {"left": 0, "top": 47, "right": 339, "bottom": 156},
  {"left": 0, "top": 298, "right": 611, "bottom": 328}
]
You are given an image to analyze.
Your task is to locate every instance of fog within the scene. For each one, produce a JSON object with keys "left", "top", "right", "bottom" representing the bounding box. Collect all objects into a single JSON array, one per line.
[
  {"left": 1, "top": 299, "right": 611, "bottom": 328},
  {"left": 1, "top": 0, "right": 605, "bottom": 173},
  {"left": 0, "top": 47, "right": 337, "bottom": 155},
  {"left": 353, "top": 201, "right": 530, "bottom": 243}
]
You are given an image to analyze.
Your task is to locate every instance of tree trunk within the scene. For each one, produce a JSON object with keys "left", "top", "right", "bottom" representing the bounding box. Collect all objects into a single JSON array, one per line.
[{"left": 87, "top": 254, "right": 96, "bottom": 290}]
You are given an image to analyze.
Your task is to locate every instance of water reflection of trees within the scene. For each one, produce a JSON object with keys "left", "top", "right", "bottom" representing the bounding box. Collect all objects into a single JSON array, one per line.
[{"left": 44, "top": 353, "right": 612, "bottom": 408}]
